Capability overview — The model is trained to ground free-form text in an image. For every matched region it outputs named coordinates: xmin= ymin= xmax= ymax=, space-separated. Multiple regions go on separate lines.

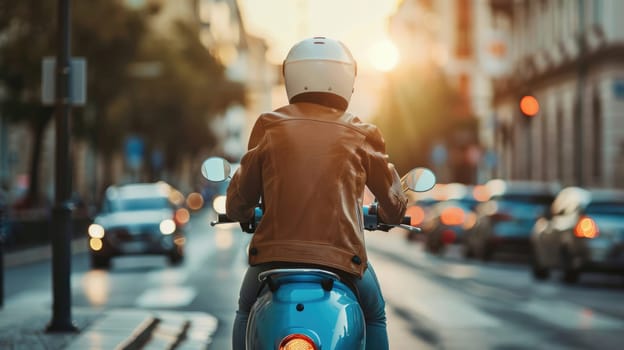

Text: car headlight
xmin=88 ymin=224 xmax=105 ymax=239
xmin=160 ymin=219 xmax=176 ymax=235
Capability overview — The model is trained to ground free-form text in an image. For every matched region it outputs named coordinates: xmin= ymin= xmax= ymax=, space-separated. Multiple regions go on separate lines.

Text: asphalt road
xmin=4 ymin=209 xmax=624 ymax=349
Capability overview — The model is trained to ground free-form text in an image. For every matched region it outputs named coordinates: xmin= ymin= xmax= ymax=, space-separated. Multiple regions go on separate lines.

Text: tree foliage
xmin=71 ymin=0 xmax=148 ymax=159
xmin=371 ymin=66 xmax=460 ymax=175
xmin=117 ymin=20 xmax=245 ymax=174
xmin=0 ymin=1 xmax=246 ymax=206
xmin=0 ymin=0 xmax=62 ymax=207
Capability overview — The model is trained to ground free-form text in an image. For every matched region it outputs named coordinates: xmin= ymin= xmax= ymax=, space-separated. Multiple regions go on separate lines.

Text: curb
xmin=116 ymin=315 xmax=161 ymax=350
xmin=166 ymin=319 xmax=191 ymax=349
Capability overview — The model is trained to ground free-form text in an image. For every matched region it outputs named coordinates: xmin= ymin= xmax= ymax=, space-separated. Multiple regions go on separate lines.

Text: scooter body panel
xmin=246 ymin=272 xmax=366 ymax=350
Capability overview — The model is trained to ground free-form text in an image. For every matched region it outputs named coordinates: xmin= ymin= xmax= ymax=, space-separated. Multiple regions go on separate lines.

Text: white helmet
xmin=283 ymin=37 xmax=357 ymax=106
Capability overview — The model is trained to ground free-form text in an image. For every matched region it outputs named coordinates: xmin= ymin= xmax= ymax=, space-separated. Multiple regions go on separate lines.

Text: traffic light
xmin=519 ymin=95 xmax=539 ymax=117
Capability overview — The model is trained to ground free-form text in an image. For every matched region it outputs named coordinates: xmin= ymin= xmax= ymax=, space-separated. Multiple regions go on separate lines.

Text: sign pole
xmin=47 ymin=0 xmax=77 ymax=332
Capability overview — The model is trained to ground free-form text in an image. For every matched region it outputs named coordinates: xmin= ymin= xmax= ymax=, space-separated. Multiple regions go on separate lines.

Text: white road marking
xmin=522 ymin=299 xmax=624 ymax=330
xmin=147 ymin=268 xmax=189 ymax=284
xmin=135 ymin=286 xmax=197 ymax=308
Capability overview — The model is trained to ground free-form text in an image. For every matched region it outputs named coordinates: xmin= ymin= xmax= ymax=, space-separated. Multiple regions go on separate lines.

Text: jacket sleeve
xmin=225 ymin=117 xmax=265 ymax=222
xmin=364 ymin=126 xmax=408 ymax=225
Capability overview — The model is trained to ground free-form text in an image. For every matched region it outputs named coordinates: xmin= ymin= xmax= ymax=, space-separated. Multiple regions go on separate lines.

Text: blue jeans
xmin=232 ymin=261 xmax=389 ymax=350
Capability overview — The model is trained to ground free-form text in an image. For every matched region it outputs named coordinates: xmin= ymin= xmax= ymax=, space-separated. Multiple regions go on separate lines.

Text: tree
xmin=117 ymin=20 xmax=245 ymax=178
xmin=0 ymin=1 xmax=59 ymax=208
xmin=70 ymin=0 xmax=148 ymax=191
xmin=371 ymin=66 xmax=459 ymax=175
xmin=0 ymin=0 xmax=245 ymax=205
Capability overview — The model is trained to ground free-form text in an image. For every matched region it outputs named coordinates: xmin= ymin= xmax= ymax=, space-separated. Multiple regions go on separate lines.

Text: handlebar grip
xmin=401 ymin=216 xmax=411 ymax=225
xmin=211 ymin=213 xmax=235 ymax=226
xmin=218 ymin=213 xmax=233 ymax=222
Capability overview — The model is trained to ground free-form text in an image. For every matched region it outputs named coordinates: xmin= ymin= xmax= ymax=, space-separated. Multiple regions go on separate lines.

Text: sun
xmin=368 ymin=39 xmax=400 ymax=72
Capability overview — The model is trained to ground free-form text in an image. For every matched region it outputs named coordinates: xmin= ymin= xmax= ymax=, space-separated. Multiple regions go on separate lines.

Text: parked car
xmin=463 ymin=179 xmax=559 ymax=261
xmin=422 ymin=183 xmax=481 ymax=254
xmin=531 ymin=187 xmax=624 ymax=283
xmin=88 ymin=182 xmax=187 ymax=268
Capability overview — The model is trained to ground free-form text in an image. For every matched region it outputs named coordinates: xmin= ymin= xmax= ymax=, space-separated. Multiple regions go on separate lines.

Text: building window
xmin=556 ymin=106 xmax=563 ymax=179
xmin=592 ymin=92 xmax=602 ymax=182
xmin=592 ymin=0 xmax=603 ymax=25
xmin=542 ymin=108 xmax=548 ymax=180
xmin=458 ymin=74 xmax=471 ymax=112
xmin=455 ymin=0 xmax=472 ymax=58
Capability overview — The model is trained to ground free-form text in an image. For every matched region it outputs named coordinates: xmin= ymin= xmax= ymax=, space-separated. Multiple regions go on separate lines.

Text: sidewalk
xmin=0 ymin=303 xmax=217 ymax=350
xmin=1 ymin=241 xmax=218 ymax=349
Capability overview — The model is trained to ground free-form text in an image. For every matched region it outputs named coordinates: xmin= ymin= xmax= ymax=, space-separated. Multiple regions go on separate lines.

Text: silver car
xmin=88 ymin=182 xmax=186 ymax=268
xmin=531 ymin=187 xmax=624 ymax=283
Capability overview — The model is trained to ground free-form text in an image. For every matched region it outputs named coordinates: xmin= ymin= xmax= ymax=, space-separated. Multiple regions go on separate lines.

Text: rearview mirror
xmin=402 ymin=167 xmax=436 ymax=192
xmin=201 ymin=157 xmax=232 ymax=182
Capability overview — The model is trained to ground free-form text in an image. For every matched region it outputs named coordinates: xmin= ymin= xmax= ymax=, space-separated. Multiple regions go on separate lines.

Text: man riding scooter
xmin=226 ymin=36 xmax=409 ymax=350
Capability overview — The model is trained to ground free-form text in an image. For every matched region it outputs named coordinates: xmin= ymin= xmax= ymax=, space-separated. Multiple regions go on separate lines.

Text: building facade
xmin=388 ymin=0 xmax=496 ymax=183
xmin=198 ymin=0 xmax=276 ymax=162
xmin=489 ymin=0 xmax=624 ymax=188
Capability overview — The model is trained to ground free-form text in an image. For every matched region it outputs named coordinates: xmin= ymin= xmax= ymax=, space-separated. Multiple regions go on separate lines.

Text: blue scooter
xmin=201 ymin=157 xmax=436 ymax=350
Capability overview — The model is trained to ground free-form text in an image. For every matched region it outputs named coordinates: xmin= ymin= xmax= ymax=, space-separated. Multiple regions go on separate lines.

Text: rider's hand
xmin=239 ymin=213 xmax=256 ymax=233
xmin=239 ymin=222 xmax=254 ymax=233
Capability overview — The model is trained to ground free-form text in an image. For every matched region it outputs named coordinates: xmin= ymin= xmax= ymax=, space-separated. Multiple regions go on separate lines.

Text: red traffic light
xmin=520 ymin=95 xmax=539 ymax=117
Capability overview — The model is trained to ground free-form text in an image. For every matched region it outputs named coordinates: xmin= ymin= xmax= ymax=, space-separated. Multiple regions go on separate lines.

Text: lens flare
xmin=368 ymin=39 xmax=400 ymax=72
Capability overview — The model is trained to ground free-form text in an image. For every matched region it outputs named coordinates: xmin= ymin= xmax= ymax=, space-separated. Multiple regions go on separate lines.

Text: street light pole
xmin=47 ymin=0 xmax=77 ymax=332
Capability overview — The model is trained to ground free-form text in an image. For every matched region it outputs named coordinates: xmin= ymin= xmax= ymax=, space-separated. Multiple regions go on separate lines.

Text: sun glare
xmin=368 ymin=39 xmax=400 ymax=72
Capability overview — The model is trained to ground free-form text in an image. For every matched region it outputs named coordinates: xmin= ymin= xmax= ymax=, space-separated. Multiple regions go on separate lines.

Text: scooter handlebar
xmin=210 ymin=206 xmax=421 ymax=233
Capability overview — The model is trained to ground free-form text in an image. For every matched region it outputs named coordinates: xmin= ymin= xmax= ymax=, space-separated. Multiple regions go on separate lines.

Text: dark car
xmin=463 ymin=179 xmax=559 ymax=261
xmin=422 ymin=183 xmax=481 ymax=254
xmin=88 ymin=182 xmax=186 ymax=268
xmin=404 ymin=184 xmax=447 ymax=242
xmin=531 ymin=187 xmax=624 ymax=283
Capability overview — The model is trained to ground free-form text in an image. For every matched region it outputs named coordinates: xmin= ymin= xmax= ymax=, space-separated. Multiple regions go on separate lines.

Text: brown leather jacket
xmin=226 ymin=102 xmax=408 ymax=277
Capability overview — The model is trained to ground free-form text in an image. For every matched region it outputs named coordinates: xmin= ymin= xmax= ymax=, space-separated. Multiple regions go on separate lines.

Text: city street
xmin=3 ymin=1 xmax=624 ymax=349
xmin=4 ymin=209 xmax=624 ymax=349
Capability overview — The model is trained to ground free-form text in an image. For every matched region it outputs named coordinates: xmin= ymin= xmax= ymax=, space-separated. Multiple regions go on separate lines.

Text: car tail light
xmin=441 ymin=229 xmax=456 ymax=244
xmin=406 ymin=205 xmax=425 ymax=226
xmin=440 ymin=207 xmax=465 ymax=226
xmin=472 ymin=185 xmax=489 ymax=202
xmin=279 ymin=334 xmax=317 ymax=350
xmin=574 ymin=216 xmax=599 ymax=239
xmin=175 ymin=208 xmax=190 ymax=226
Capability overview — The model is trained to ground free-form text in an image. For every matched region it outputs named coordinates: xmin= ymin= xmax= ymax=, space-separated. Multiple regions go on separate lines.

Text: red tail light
xmin=574 ymin=216 xmax=599 ymax=239
xmin=441 ymin=229 xmax=456 ymax=244
xmin=279 ymin=334 xmax=317 ymax=350
xmin=440 ymin=207 xmax=465 ymax=226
